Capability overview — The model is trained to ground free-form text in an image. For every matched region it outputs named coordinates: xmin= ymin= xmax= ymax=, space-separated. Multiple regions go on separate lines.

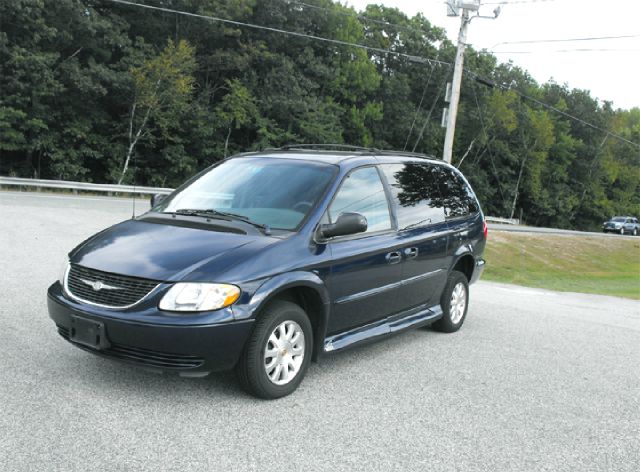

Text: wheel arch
xmin=450 ymin=252 xmax=476 ymax=282
xmin=237 ymin=271 xmax=330 ymax=361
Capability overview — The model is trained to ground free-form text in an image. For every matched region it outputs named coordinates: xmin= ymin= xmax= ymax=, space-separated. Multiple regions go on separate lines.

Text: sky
xmin=347 ymin=0 xmax=640 ymax=110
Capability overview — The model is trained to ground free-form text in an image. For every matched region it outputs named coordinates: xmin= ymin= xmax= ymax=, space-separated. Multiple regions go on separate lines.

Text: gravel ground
xmin=1 ymin=191 xmax=639 ymax=472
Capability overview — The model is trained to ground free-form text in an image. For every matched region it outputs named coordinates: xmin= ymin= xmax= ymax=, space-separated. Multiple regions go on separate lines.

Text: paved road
xmin=1 ymin=191 xmax=639 ymax=472
xmin=487 ymin=222 xmax=639 ymax=239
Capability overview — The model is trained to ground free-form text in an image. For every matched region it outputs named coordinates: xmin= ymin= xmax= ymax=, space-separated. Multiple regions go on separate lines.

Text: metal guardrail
xmin=485 ymin=216 xmax=519 ymax=225
xmin=1 ymin=176 xmax=521 ymax=225
xmin=0 ymin=176 xmax=173 ymax=195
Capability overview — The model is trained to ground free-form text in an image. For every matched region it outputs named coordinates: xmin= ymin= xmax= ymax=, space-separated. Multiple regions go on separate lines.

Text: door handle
xmin=403 ymin=247 xmax=418 ymax=259
xmin=385 ymin=251 xmax=402 ymax=264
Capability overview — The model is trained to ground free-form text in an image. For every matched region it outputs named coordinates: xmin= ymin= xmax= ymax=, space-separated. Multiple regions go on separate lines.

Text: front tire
xmin=432 ymin=271 xmax=469 ymax=333
xmin=620 ymin=228 xmax=625 ymax=235
xmin=236 ymin=300 xmax=313 ymax=399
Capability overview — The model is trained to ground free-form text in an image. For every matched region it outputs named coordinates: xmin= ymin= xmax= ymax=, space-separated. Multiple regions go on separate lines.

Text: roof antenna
xmin=131 ymin=151 xmax=137 ymax=219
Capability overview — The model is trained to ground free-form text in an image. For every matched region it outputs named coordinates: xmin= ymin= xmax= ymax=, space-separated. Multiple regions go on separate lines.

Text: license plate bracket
xmin=69 ymin=316 xmax=110 ymax=350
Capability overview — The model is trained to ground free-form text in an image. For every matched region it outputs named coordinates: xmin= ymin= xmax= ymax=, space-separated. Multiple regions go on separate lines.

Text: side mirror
xmin=319 ymin=212 xmax=367 ymax=239
xmin=150 ymin=193 xmax=167 ymax=208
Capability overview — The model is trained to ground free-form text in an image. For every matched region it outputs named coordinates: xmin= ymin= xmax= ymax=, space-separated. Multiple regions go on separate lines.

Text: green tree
xmin=215 ymin=79 xmax=258 ymax=157
xmin=117 ymin=39 xmax=196 ymax=184
xmin=0 ymin=0 xmax=637 ymax=230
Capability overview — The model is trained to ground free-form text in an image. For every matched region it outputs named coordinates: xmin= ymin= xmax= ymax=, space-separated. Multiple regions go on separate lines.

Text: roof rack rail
xmin=259 ymin=144 xmax=440 ymax=161
xmin=376 ymin=150 xmax=439 ymax=160
xmin=278 ymin=144 xmax=380 ymax=152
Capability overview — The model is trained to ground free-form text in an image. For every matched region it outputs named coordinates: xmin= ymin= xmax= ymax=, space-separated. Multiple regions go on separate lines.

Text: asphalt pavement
xmin=487 ymin=222 xmax=639 ymax=239
xmin=1 ymin=191 xmax=639 ymax=472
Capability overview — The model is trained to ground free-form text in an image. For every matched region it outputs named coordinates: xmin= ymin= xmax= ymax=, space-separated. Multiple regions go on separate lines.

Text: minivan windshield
xmin=156 ymin=157 xmax=336 ymax=231
xmin=611 ymin=217 xmax=626 ymax=222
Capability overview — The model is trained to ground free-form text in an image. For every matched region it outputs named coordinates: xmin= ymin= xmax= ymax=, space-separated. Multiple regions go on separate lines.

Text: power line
xmin=284 ymin=0 xmax=461 ymax=128
xmin=403 ymin=65 xmax=433 ymax=151
xmin=287 ymin=1 xmax=436 ymax=38
xmin=483 ymin=0 xmax=558 ymax=4
xmin=491 ymin=48 xmax=640 ymax=53
xmin=486 ymin=0 xmax=638 ymax=4
xmin=104 ymin=0 xmax=450 ymax=66
xmin=469 ymin=72 xmax=640 ymax=148
xmin=404 ymin=53 xmax=441 ymax=151
xmin=105 ymin=0 xmax=638 ymax=149
xmin=411 ymin=66 xmax=452 ymax=153
xmin=467 ymin=81 xmax=508 ymax=205
xmin=492 ymin=33 xmax=640 ymax=48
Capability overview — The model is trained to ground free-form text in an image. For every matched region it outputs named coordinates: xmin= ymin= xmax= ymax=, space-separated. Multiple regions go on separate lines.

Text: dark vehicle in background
xmin=47 ymin=146 xmax=486 ymax=399
xmin=602 ymin=216 xmax=639 ymax=235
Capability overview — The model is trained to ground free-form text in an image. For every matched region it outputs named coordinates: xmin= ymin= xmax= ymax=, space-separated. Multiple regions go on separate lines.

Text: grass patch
xmin=483 ymin=231 xmax=640 ymax=299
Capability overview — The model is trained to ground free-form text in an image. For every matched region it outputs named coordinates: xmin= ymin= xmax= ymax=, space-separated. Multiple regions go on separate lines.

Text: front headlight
xmin=159 ymin=283 xmax=240 ymax=312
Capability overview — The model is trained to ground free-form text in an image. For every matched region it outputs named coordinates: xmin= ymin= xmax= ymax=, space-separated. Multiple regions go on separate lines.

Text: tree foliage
xmin=117 ymin=38 xmax=196 ymax=184
xmin=0 ymin=0 xmax=637 ymax=229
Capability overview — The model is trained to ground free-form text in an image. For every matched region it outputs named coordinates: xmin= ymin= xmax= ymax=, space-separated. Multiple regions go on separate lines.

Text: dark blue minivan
xmin=48 ymin=147 xmax=486 ymax=398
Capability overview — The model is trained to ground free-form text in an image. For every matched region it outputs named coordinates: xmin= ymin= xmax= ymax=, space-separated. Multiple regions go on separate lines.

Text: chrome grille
xmin=65 ymin=264 xmax=159 ymax=308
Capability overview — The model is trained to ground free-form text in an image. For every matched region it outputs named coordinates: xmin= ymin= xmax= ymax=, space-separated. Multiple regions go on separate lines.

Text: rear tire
xmin=633 ymin=228 xmax=638 ymax=236
xmin=236 ymin=300 xmax=313 ymax=399
xmin=432 ymin=271 xmax=469 ymax=333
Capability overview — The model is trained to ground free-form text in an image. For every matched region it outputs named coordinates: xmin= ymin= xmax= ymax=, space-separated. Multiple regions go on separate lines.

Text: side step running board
xmin=324 ymin=304 xmax=443 ymax=353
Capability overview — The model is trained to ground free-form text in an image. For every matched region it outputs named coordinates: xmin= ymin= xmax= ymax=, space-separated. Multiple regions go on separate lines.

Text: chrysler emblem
xmin=80 ymin=279 xmax=120 ymax=292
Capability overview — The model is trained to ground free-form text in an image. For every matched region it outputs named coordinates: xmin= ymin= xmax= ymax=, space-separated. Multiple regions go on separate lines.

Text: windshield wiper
xmin=173 ymin=209 xmax=271 ymax=235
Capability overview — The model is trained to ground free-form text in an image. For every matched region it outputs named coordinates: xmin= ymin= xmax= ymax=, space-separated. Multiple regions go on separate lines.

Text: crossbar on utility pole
xmin=442 ymin=9 xmax=470 ymax=164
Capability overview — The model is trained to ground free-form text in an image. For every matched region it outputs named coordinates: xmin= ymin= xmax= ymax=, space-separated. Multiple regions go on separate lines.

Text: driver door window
xmin=328 ymin=167 xmax=392 ymax=234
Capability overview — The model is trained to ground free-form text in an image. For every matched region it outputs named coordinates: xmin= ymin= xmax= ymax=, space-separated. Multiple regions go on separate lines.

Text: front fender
xmin=233 ymin=271 xmax=331 ymax=361
xmin=233 ymin=271 xmax=330 ymax=322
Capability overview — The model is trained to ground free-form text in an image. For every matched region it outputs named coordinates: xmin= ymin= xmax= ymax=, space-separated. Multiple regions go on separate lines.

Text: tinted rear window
xmin=380 ymin=163 xmax=446 ymax=230
xmin=436 ymin=166 xmax=479 ymax=219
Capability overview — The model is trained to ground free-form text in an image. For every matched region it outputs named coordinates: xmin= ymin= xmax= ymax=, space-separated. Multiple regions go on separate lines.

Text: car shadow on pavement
xmin=67 ymin=353 xmax=246 ymax=400
xmin=305 ymin=324 xmax=445 ymax=378
xmin=61 ymin=323 xmax=447 ymax=401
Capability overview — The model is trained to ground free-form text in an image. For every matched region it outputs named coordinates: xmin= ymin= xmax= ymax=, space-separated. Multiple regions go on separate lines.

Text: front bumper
xmin=47 ymin=283 xmax=254 ymax=374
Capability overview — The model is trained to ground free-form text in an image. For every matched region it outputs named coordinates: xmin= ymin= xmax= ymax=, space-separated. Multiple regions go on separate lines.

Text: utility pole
xmin=442 ymin=1 xmax=501 ymax=164
xmin=442 ymin=6 xmax=470 ymax=164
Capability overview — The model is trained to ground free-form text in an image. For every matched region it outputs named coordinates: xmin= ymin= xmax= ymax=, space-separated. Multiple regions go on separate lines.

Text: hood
xmin=70 ymin=219 xmax=270 ymax=281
